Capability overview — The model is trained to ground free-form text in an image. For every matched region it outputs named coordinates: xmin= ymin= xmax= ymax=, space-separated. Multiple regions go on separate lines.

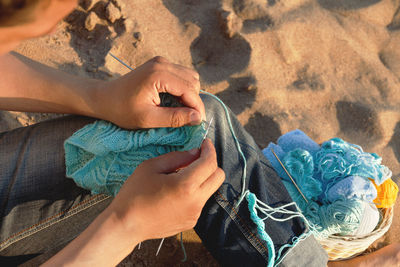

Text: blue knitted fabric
xmin=64 ymin=120 xmax=206 ymax=196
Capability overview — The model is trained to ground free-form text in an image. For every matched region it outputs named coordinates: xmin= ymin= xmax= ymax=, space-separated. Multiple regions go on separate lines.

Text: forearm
xmin=0 ymin=52 xmax=102 ymax=116
xmin=42 ymin=206 xmax=139 ymax=267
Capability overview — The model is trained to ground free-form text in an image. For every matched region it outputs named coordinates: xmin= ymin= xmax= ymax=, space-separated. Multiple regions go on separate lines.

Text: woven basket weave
xmin=316 ymin=207 xmax=393 ymax=261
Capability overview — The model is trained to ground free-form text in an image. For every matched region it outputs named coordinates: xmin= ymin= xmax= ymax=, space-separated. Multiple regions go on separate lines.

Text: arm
xmin=0 ymin=52 xmax=100 ymax=117
xmin=0 ymin=53 xmax=204 ymax=128
xmin=43 ymin=139 xmax=225 ymax=266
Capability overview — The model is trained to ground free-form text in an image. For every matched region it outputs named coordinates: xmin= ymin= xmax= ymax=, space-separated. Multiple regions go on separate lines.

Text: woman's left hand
xmin=94 ymin=56 xmax=205 ymax=129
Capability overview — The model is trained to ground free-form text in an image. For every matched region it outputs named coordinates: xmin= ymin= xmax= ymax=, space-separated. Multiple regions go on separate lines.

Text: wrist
xmin=105 ymin=201 xmax=145 ymax=245
xmin=102 ymin=205 xmax=141 ymax=246
xmin=43 ymin=201 xmax=141 ymax=266
xmin=80 ymin=79 xmax=112 ymax=120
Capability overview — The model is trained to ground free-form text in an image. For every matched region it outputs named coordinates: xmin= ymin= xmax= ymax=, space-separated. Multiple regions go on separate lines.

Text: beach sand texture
xmin=1 ymin=0 xmax=400 ymax=265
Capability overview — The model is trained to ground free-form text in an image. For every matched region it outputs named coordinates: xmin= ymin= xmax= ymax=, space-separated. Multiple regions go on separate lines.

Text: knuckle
xmin=187 ymin=207 xmax=201 ymax=224
xmin=190 ymin=216 xmax=200 ymax=227
xmin=217 ymin=168 xmax=226 ymax=183
xmin=194 ymin=202 xmax=204 ymax=213
xmin=192 ymin=71 xmax=200 ymax=80
xmin=170 ymin=110 xmax=184 ymax=127
xmin=149 ymin=63 xmax=163 ymax=73
xmin=148 ymin=59 xmax=167 ymax=73
xmin=186 ymin=217 xmax=198 ymax=229
xmin=152 ymin=56 xmax=167 ymax=64
xmin=216 ymin=168 xmax=225 ymax=178
xmin=207 ymin=152 xmax=218 ymax=169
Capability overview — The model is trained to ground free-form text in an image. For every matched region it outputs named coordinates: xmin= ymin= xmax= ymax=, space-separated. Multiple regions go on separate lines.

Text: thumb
xmin=151 ymin=148 xmax=200 ymax=173
xmin=151 ymin=107 xmax=202 ymax=128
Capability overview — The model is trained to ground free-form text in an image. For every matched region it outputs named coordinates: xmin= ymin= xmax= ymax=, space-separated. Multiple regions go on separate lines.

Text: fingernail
xmin=190 ymin=111 xmax=201 ymax=124
xmin=187 ymin=148 xmax=199 ymax=156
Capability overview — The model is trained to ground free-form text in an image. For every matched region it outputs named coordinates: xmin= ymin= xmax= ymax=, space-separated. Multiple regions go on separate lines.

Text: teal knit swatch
xmin=64 ymin=120 xmax=206 ymax=196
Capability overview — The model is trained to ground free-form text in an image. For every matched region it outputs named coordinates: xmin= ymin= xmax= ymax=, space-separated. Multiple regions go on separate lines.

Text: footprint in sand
xmin=288 ymin=64 xmax=325 ymax=91
xmin=216 ymin=76 xmax=257 ymax=115
xmin=163 ymin=0 xmax=275 ymax=84
xmin=336 ymin=101 xmax=382 ymax=147
xmin=233 ymin=0 xmax=274 ymax=34
xmin=318 ymin=0 xmax=381 ymax=11
xmin=245 ymin=112 xmax=282 ymax=148
xmin=389 ymin=121 xmax=400 ymax=163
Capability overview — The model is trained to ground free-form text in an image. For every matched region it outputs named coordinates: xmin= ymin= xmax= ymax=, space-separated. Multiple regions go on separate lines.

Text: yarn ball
xmin=315 ymin=138 xmax=392 ymax=186
xmin=305 ymin=199 xmax=363 ymax=237
xmin=64 ymin=120 xmax=206 ymax=196
xmin=283 ymin=180 xmax=368 ymax=238
xmin=371 ymin=178 xmax=399 ymax=208
xmin=277 ymin=138 xmax=390 ymax=238
xmin=352 ymin=202 xmax=380 ymax=236
xmin=282 ymin=149 xmax=322 ymax=201
xmin=326 ymin=175 xmax=377 ymax=203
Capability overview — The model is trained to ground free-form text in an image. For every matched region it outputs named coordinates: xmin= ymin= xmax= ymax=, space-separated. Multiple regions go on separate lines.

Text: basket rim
xmin=316 ymin=206 xmax=393 ymax=242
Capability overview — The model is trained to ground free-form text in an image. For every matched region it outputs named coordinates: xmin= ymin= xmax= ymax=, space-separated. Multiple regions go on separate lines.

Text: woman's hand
xmin=109 ymin=139 xmax=225 ymax=241
xmin=44 ymin=140 xmax=224 ymax=266
xmin=95 ymin=56 xmax=205 ymax=129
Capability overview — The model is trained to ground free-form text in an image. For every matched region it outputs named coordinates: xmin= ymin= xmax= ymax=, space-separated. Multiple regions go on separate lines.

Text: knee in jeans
xmin=200 ymin=93 xmax=225 ymax=118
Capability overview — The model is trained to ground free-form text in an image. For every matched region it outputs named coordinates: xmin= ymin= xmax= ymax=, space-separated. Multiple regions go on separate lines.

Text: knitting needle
xmin=270 ymin=148 xmax=309 ymax=203
xmin=109 ymin=52 xmax=134 ymax=71
xmin=109 ymin=52 xmax=205 ymax=257
xmin=155 ymin=238 xmax=165 ymax=256
xmin=200 ymin=116 xmax=213 ymax=147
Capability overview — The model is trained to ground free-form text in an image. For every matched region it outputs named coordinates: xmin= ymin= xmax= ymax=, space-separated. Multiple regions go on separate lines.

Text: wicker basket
xmin=316 ymin=207 xmax=394 ymax=261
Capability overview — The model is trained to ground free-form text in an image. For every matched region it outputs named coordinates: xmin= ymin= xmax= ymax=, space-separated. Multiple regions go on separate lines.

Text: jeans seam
xmin=0 ymin=194 xmax=111 ymax=251
xmin=215 ymin=190 xmax=270 ymax=262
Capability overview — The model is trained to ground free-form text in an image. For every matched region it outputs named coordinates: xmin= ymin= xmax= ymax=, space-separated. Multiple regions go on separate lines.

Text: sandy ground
xmin=2 ymin=0 xmax=400 ymax=265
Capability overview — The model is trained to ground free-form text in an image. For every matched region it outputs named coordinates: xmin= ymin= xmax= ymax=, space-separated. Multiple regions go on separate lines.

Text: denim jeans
xmin=0 ymin=94 xmax=328 ymax=266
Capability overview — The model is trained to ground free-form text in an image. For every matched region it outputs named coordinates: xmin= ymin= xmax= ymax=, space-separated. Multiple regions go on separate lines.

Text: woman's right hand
xmin=109 ymin=139 xmax=225 ymax=243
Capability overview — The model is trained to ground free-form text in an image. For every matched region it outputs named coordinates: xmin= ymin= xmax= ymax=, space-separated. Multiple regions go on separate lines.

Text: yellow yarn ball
xmin=370 ymin=178 xmax=399 ymax=208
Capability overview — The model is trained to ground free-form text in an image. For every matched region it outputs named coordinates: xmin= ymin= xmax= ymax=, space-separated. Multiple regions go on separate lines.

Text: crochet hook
xmin=270 ymin=148 xmax=309 ymax=203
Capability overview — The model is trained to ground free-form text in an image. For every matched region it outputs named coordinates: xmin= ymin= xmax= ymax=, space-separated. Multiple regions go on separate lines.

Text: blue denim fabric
xmin=0 ymin=95 xmax=328 ymax=266
xmin=196 ymin=94 xmax=328 ymax=267
xmin=0 ymin=116 xmax=112 ymax=266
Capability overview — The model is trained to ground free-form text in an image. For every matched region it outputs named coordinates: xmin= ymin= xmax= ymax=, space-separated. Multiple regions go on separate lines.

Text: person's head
xmin=0 ymin=0 xmax=78 ymax=54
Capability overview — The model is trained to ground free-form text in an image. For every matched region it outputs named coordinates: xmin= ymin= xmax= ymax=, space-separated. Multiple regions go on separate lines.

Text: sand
xmin=2 ymin=0 xmax=400 ymax=265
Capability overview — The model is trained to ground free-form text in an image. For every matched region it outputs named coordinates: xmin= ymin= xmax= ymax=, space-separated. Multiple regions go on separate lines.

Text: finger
xmin=199 ymin=168 xmax=225 ymax=202
xmin=148 ymin=106 xmax=202 ymax=127
xmin=180 ymin=91 xmax=205 ymax=121
xmin=169 ymin=63 xmax=200 ymax=84
xmin=147 ymin=56 xmax=199 ymax=88
xmin=154 ymin=72 xmax=205 ymax=119
xmin=149 ymin=148 xmax=200 ymax=174
xmin=180 ymin=139 xmax=218 ymax=186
